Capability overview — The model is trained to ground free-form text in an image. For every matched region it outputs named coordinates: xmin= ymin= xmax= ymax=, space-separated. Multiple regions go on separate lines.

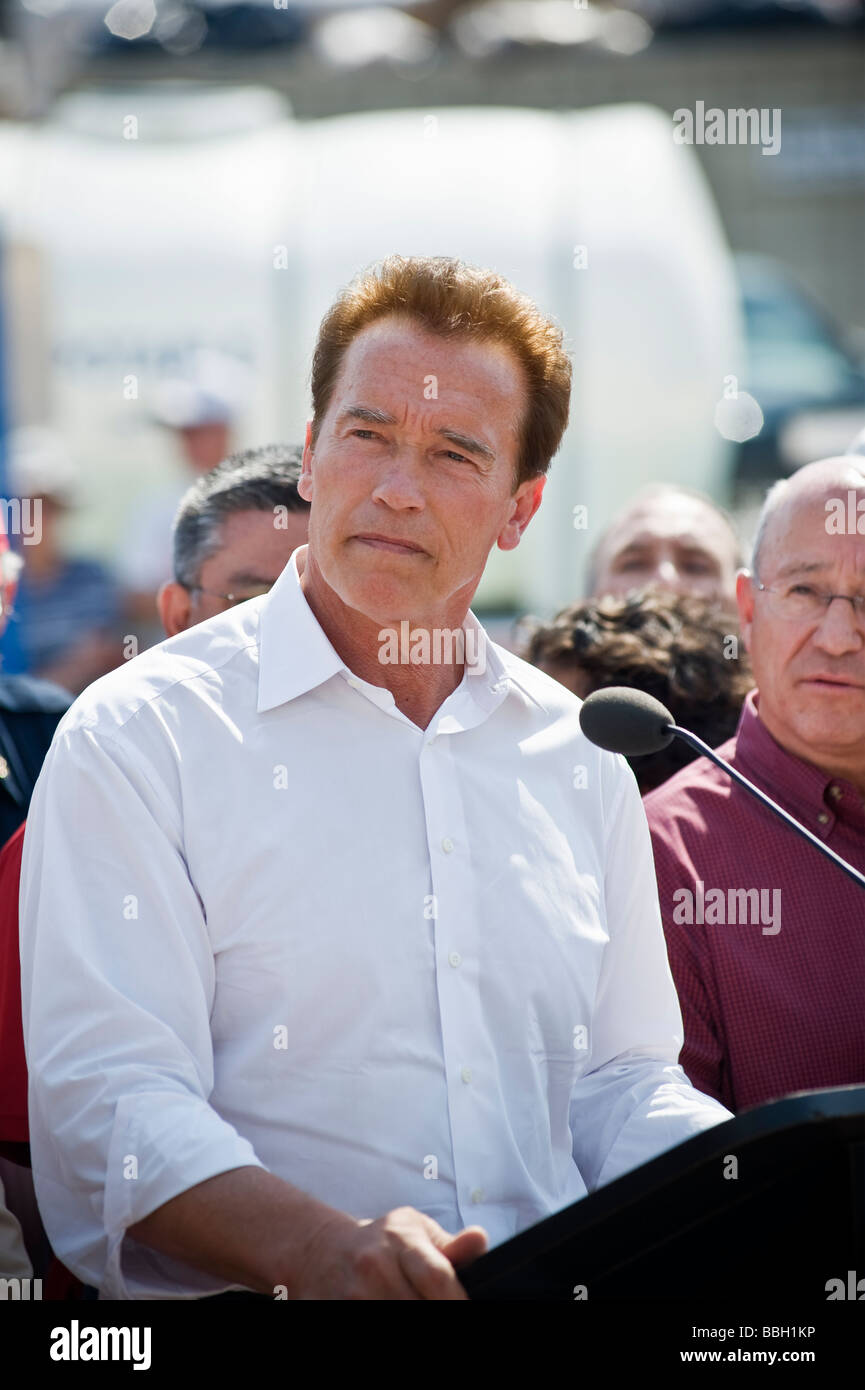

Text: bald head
xmin=737 ymin=455 xmax=865 ymax=794
xmin=589 ymin=484 xmax=742 ymax=605
xmin=751 ymin=457 xmax=865 ymax=579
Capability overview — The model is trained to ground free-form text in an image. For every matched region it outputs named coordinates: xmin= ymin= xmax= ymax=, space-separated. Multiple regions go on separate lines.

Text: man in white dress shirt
xmin=19 ymin=255 xmax=732 ymax=1300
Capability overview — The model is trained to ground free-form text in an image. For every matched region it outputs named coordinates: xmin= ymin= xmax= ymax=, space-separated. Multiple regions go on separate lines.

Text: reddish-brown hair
xmin=310 ymin=255 xmax=571 ymax=489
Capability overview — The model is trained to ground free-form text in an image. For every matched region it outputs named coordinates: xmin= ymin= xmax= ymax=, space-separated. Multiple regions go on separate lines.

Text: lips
xmin=800 ymin=676 xmax=863 ymax=690
xmin=353 ymin=534 xmax=426 ymax=555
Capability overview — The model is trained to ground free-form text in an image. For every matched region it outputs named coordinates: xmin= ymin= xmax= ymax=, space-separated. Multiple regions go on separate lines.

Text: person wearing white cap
xmin=118 ymin=350 xmax=252 ymax=634
xmin=0 ymin=429 xmax=121 ymax=696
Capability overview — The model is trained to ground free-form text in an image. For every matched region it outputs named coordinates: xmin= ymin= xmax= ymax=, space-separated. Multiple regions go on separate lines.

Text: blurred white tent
xmin=0 ymin=85 xmax=742 ymax=612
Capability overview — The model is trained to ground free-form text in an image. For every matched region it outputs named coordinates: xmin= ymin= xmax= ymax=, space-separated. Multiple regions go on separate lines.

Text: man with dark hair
xmin=523 ymin=590 xmax=754 ymax=794
xmin=157 ymin=444 xmax=310 ymax=637
xmin=21 ymin=255 xmax=729 ymax=1301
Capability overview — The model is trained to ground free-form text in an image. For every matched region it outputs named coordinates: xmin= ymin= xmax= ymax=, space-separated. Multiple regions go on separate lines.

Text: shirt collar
xmin=735 ymin=688 xmax=865 ymax=834
xmin=257 ymin=546 xmax=518 ymax=720
xmin=257 ymin=548 xmax=345 ymax=713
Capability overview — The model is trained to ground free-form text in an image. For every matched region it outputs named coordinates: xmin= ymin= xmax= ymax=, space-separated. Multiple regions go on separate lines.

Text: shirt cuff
xmin=593 ymin=1062 xmax=733 ymax=1191
xmin=102 ymin=1089 xmax=265 ymax=1299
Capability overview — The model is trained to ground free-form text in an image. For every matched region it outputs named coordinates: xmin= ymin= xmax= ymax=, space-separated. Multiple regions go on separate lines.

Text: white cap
xmin=151 ymin=349 xmax=253 ymax=429
xmin=6 ymin=426 xmax=79 ymax=504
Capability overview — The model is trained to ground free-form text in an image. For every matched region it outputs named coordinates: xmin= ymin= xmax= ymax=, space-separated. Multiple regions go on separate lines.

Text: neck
xmin=297 ymin=546 xmax=470 ymax=731
xmin=755 ymin=701 xmax=865 ymax=800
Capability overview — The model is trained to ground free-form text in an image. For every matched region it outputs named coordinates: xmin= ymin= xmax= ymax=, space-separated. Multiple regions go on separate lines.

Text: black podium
xmin=460 ymin=1086 xmax=865 ymax=1300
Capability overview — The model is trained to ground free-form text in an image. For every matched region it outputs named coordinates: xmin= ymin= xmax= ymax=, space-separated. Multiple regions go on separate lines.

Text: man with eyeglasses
xmin=156 ymin=444 xmax=310 ymax=638
xmin=645 ymin=456 xmax=865 ymax=1114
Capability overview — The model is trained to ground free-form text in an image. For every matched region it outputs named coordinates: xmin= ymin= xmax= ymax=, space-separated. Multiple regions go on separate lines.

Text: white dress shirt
xmin=19 ymin=545 xmax=732 ymax=1298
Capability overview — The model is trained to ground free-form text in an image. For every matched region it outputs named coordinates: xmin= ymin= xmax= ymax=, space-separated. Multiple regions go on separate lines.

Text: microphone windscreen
xmin=579 ymin=687 xmax=675 ymax=756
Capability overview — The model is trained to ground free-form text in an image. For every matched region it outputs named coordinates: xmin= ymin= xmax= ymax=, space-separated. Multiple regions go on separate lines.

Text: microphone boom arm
xmin=667 ymin=724 xmax=865 ymax=892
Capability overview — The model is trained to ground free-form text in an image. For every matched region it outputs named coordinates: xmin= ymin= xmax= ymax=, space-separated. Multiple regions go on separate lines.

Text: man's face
xmin=298 ymin=315 xmax=544 ymax=628
xmin=593 ymin=496 xmax=739 ymax=604
xmin=737 ymin=492 xmax=865 ymax=773
xmin=158 ymin=506 xmax=309 ymax=636
xmin=178 ymin=422 xmax=232 ymax=475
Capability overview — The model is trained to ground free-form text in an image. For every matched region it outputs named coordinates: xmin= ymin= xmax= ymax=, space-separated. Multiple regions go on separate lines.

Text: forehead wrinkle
xmin=765 ymin=496 xmax=865 ymax=558
xmin=774 ymin=558 xmax=831 ymax=579
xmin=339 ymin=399 xmax=499 ymax=461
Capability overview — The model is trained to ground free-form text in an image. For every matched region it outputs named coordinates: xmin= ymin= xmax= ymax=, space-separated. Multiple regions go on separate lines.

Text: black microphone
xmin=579 ymin=686 xmax=865 ymax=891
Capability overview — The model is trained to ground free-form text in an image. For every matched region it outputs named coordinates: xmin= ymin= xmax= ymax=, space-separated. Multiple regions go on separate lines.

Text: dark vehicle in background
xmin=734 ymin=253 xmax=865 ymax=488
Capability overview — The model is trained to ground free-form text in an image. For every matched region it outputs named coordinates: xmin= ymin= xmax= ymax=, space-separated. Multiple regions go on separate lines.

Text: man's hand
xmin=127 ymin=1168 xmax=487 ymax=1300
xmin=294 ymin=1205 xmax=489 ymax=1300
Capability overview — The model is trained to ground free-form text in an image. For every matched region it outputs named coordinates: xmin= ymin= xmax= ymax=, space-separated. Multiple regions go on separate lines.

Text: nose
xmin=812 ymin=595 xmax=864 ymax=657
xmin=370 ymin=448 xmax=426 ymax=511
xmin=653 ymin=560 xmax=683 ymax=592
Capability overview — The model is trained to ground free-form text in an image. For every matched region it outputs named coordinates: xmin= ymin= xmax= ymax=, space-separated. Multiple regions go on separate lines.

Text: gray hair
xmin=172 ymin=443 xmax=308 ymax=589
xmin=749 ymin=477 xmax=789 ymax=581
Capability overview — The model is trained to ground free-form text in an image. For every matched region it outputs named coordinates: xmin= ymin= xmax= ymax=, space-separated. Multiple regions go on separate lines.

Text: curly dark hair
xmin=522 ymin=588 xmax=754 ymax=794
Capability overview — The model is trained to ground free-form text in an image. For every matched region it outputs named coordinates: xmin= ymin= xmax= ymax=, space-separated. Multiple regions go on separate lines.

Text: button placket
xmin=418 ymin=733 xmax=495 ymax=1226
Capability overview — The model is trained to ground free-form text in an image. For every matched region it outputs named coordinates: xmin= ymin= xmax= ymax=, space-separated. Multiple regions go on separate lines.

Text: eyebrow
xmin=613 ymin=535 xmax=717 ymax=559
xmin=440 ymin=428 xmax=495 ymax=463
xmin=773 ymin=560 xmax=830 ymax=580
xmin=223 ymin=571 xmax=274 ymax=587
xmin=338 ymin=405 xmax=397 ymax=427
xmin=338 ymin=405 xmax=496 ymax=462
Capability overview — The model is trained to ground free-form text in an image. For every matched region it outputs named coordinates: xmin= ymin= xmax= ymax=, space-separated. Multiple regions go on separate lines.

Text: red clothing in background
xmin=644 ymin=690 xmax=865 ymax=1113
xmin=0 ymin=823 xmax=27 ymax=1143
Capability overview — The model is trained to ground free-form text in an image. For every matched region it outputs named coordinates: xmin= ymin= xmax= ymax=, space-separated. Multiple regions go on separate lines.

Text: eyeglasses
xmin=756 ymin=582 xmax=865 ymax=624
xmin=185 ymin=583 xmax=274 ymax=608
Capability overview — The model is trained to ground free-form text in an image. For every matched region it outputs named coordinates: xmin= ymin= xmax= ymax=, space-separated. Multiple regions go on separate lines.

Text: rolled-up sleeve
xmin=569 ymin=754 xmax=732 ymax=1193
xmin=18 ymin=722 xmax=265 ymax=1298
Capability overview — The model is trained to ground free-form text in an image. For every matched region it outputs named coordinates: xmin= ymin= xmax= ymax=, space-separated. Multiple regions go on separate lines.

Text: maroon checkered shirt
xmin=644 ymin=689 xmax=865 ymax=1113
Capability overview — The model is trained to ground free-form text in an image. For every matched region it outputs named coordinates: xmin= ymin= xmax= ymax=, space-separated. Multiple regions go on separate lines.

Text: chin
xmin=337 ymin=569 xmax=419 ymax=623
xmin=791 ymin=707 xmax=863 ymax=751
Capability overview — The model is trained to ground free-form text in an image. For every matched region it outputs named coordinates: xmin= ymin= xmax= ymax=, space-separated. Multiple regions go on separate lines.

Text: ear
xmin=497 ymin=475 xmax=546 ymax=553
xmin=157 ymin=581 xmax=192 ymax=638
xmin=298 ymin=421 xmax=314 ymax=504
xmin=736 ymin=569 xmax=755 ymax=652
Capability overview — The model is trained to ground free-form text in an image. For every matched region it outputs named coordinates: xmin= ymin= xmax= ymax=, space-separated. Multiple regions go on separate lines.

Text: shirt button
xmin=471 ymin=1188 xmax=484 ymax=1205
xmin=347 ymin=677 xmax=361 ymax=689
xmin=828 ymin=785 xmax=842 ymax=801
xmin=817 ymin=812 xmax=830 ymax=825
xmin=448 ymin=952 xmax=462 ymax=968
xmin=460 ymin=1066 xmax=472 ymax=1084
xmin=441 ymin=837 xmax=454 ymax=853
